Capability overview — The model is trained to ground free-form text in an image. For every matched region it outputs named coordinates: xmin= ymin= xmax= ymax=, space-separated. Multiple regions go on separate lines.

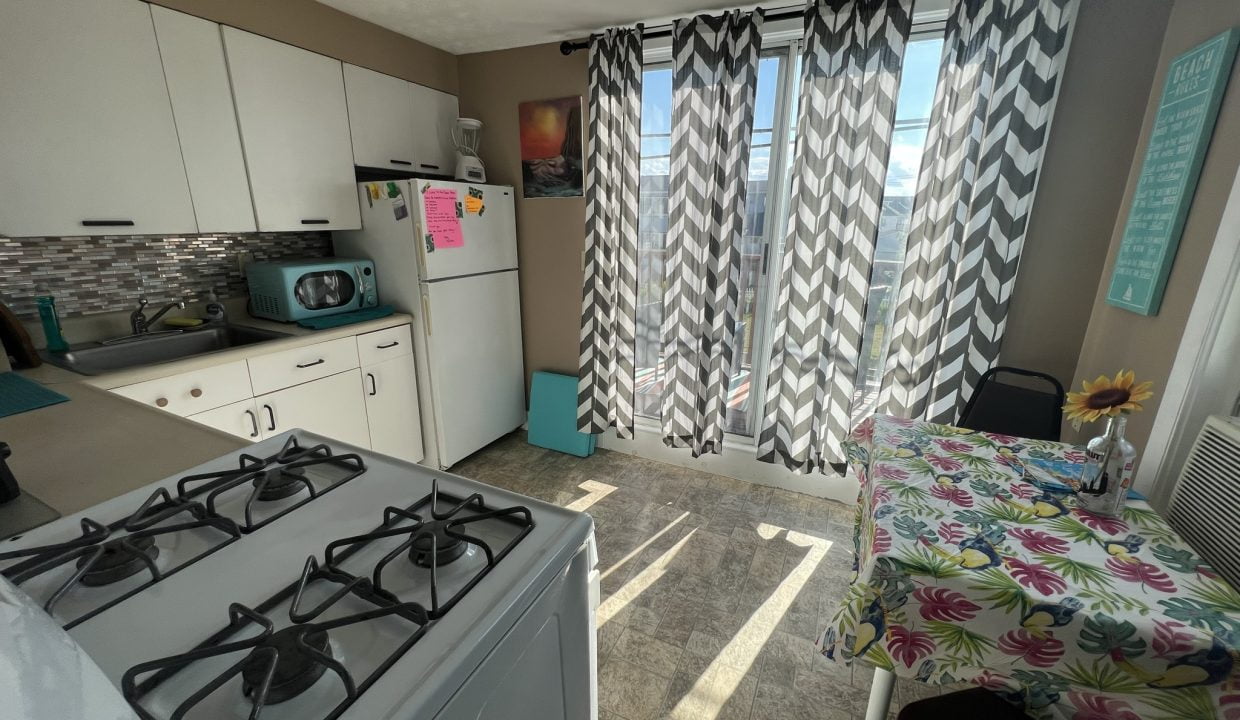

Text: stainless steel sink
xmin=41 ymin=325 xmax=293 ymax=375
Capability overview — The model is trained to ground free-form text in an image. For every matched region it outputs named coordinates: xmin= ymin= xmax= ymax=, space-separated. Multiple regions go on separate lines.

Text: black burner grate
xmin=0 ymin=434 xmax=369 ymax=629
xmin=122 ymin=557 xmax=430 ymax=720
xmin=324 ymin=479 xmax=535 ymax=618
xmin=0 ymin=488 xmax=240 ymax=628
xmin=176 ymin=436 xmax=366 ymax=532
xmin=121 ymin=480 xmax=536 ymax=720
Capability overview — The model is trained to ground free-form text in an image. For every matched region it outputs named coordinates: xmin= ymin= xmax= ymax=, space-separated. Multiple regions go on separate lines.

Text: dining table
xmin=819 ymin=414 xmax=1240 ymax=720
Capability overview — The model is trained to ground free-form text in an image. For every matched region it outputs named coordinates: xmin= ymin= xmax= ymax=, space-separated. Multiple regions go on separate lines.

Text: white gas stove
xmin=0 ymin=431 xmax=598 ymax=720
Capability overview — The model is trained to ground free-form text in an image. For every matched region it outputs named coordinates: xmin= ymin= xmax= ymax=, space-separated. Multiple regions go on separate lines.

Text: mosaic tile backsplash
xmin=0 ymin=233 xmax=331 ymax=318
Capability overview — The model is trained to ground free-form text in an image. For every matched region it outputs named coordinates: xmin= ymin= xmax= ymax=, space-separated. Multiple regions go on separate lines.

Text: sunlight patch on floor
xmin=600 ymin=510 xmax=690 ymax=581
xmin=565 ymin=479 xmax=617 ymax=512
xmin=597 ymin=529 xmax=696 ymax=626
xmin=666 ymin=528 xmax=832 ymax=720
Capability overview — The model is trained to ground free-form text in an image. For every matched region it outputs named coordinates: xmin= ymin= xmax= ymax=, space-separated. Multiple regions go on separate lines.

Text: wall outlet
xmin=237 ymin=251 xmax=255 ymax=276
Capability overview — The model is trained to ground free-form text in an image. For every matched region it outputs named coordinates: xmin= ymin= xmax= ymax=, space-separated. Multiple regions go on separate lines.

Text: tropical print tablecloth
xmin=819 ymin=415 xmax=1240 ymax=720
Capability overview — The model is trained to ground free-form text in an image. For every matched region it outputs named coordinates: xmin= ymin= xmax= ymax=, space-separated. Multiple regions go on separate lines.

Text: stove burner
xmin=320 ymin=481 xmax=536 ymax=618
xmin=0 ymin=489 xmax=239 ymax=628
xmin=408 ymin=521 xmax=468 ymax=567
xmin=76 ymin=535 xmax=159 ymax=587
xmin=122 ymin=561 xmax=432 ymax=720
xmin=253 ymin=466 xmax=309 ymax=501
xmin=241 ymin=626 xmax=332 ymax=705
xmin=176 ymin=435 xmax=366 ymax=533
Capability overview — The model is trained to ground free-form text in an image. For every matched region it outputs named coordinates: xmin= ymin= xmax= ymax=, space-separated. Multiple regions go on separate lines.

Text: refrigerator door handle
xmin=421 ymin=294 xmax=432 ymax=336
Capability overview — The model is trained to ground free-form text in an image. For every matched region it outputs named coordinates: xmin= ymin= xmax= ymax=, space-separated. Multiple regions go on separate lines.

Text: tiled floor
xmin=454 ymin=433 xmax=953 ymax=720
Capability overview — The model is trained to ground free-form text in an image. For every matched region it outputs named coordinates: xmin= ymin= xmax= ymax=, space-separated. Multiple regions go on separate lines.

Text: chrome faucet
xmin=130 ymin=297 xmax=185 ymax=334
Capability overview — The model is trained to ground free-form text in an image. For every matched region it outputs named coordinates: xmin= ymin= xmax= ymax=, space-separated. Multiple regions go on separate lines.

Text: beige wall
xmin=457 ymin=43 xmax=589 ymax=390
xmin=1070 ymin=0 xmax=1240 ymax=452
xmin=999 ymin=0 xmax=1170 ymax=386
xmin=147 ymin=0 xmax=458 ymax=93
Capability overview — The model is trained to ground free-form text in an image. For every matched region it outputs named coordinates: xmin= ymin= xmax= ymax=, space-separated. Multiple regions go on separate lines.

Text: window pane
xmin=852 ymin=36 xmax=945 ymax=417
xmin=730 ymin=54 xmax=784 ymax=436
xmin=636 ymin=66 xmax=672 ymax=420
xmin=635 ymin=54 xmax=786 ymax=436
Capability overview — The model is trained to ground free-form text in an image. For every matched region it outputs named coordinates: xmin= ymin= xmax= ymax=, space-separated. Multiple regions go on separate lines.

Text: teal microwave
xmin=246 ymin=258 xmax=377 ymax=322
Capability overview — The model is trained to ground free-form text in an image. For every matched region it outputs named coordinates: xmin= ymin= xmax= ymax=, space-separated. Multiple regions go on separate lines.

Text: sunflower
xmin=1063 ymin=369 xmax=1154 ymax=427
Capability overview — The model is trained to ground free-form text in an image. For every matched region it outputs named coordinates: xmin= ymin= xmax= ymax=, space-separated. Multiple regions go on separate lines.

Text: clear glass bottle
xmin=35 ymin=295 xmax=70 ymax=353
xmin=1077 ymin=414 xmax=1136 ymax=517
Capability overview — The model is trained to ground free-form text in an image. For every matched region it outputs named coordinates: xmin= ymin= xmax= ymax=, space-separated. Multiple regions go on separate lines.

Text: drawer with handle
xmin=110 ymin=360 xmax=253 ymax=417
xmin=356 ymin=324 xmax=413 ymax=366
xmin=247 ymin=336 xmax=359 ymax=395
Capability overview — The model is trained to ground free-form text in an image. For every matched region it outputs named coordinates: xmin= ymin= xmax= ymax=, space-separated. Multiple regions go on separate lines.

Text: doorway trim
xmin=1140 ymin=164 xmax=1240 ymax=509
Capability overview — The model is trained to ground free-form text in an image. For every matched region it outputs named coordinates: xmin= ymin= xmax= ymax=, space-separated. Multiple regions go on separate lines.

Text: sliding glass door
xmin=633 ymin=31 xmax=944 ymax=441
xmin=635 ymin=49 xmax=793 ymax=437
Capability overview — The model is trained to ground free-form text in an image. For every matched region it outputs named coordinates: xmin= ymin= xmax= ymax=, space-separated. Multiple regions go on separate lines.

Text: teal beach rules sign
xmin=1106 ymin=29 xmax=1239 ymax=315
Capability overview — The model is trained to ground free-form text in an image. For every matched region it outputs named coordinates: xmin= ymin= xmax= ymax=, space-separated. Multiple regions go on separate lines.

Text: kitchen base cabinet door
xmin=362 ymin=354 xmax=423 ymax=464
xmin=256 ymin=371 xmax=371 ymax=449
xmin=189 ymin=399 xmax=262 ymax=441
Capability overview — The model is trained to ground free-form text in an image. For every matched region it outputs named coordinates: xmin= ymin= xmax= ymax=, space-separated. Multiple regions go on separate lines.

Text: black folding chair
xmin=898 ymin=688 xmax=1031 ymax=720
xmin=957 ymin=366 xmax=1065 ymax=441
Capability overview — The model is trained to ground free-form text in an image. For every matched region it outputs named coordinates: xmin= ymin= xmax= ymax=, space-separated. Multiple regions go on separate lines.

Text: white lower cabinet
xmin=362 ymin=354 xmax=423 ymax=463
xmin=189 ymin=399 xmax=262 ymax=441
xmin=109 ymin=324 xmax=423 ymax=459
xmin=254 ymin=371 xmax=371 ymax=449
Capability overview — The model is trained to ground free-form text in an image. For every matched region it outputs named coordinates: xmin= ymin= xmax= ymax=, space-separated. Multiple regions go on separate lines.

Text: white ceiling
xmin=316 ymin=0 xmax=779 ymax=55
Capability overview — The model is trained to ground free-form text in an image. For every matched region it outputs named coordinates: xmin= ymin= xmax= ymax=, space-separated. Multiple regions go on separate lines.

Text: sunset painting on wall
xmin=518 ymin=96 xmax=583 ymax=198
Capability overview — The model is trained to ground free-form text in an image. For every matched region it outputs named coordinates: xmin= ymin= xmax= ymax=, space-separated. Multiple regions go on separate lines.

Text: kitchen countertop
xmin=26 ymin=313 xmax=415 ymax=389
xmin=0 ymin=383 xmax=247 ymax=527
xmin=1 ymin=313 xmax=415 ymax=533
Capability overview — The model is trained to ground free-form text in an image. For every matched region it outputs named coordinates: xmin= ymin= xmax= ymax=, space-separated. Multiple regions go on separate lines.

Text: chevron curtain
xmin=879 ymin=0 xmax=1078 ymax=424
xmin=578 ymin=27 xmax=643 ymax=437
xmin=660 ymin=10 xmax=765 ymax=456
xmin=757 ymin=0 xmax=912 ymax=473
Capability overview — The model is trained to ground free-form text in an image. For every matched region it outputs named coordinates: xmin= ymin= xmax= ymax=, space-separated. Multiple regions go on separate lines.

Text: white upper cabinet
xmin=343 ymin=64 xmax=419 ymax=172
xmin=151 ymin=7 xmax=256 ymax=234
xmin=0 ymin=0 xmax=196 ymax=237
xmin=345 ymin=64 xmax=459 ymax=177
xmin=410 ymin=84 xmax=460 ymax=176
xmin=222 ymin=27 xmax=361 ymax=232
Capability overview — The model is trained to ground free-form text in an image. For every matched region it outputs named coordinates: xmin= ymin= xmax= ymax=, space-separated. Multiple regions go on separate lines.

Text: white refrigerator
xmin=335 ymin=179 xmax=525 ymax=469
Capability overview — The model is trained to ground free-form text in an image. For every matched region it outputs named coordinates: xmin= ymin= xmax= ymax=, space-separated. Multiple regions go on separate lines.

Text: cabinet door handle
xmin=419 ymin=163 xmax=440 ymax=170
xmin=81 ymin=219 xmax=134 ymax=227
xmin=296 ymin=359 xmax=325 ymax=369
xmin=376 ymin=341 xmax=399 ymax=349
xmin=264 ymin=404 xmax=276 ymax=432
xmin=190 ymin=388 xmax=203 ymax=398
xmin=155 ymin=397 xmax=169 ymax=408
xmin=390 ymin=159 xmax=413 ymax=166
xmin=367 ymin=372 xmax=377 ymax=396
xmin=245 ymin=409 xmax=260 ymax=438
xmin=300 ymin=218 xmax=330 ymax=225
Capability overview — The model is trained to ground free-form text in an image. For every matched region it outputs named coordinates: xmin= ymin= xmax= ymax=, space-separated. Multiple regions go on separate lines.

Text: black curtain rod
xmin=559 ymin=5 xmax=807 ymax=55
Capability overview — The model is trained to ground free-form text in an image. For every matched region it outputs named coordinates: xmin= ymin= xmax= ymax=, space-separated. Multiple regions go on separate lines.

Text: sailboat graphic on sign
xmin=1122 ymin=285 xmax=1134 ymax=302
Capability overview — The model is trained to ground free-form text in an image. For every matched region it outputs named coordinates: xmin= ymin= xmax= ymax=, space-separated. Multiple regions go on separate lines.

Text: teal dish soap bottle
xmin=35 ymin=295 xmax=70 ymax=353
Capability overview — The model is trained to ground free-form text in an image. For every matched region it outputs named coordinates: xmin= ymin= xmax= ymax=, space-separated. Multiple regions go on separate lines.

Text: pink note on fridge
xmin=423 ymin=188 xmax=464 ymax=249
